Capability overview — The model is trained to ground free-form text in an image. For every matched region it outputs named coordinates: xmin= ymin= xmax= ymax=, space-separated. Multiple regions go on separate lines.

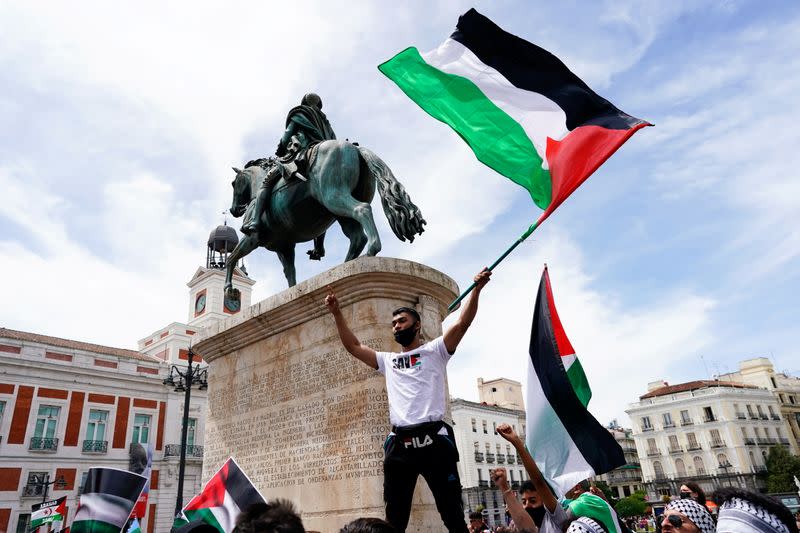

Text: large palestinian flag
xmin=380 ymin=9 xmax=650 ymax=226
xmin=72 ymin=468 xmax=147 ymax=533
xmin=526 ymin=266 xmax=624 ymax=495
xmin=31 ymin=496 xmax=67 ymax=529
xmin=181 ymin=457 xmax=265 ymax=533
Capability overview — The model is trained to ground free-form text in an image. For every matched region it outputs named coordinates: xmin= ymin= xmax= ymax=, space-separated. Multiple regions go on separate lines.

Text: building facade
xmin=718 ymin=358 xmax=800 ymax=455
xmin=0 ymin=224 xmax=253 ymax=533
xmin=595 ymin=424 xmax=644 ymax=499
xmin=626 ymin=379 xmax=790 ymax=500
xmin=452 ymin=378 xmax=527 ymax=528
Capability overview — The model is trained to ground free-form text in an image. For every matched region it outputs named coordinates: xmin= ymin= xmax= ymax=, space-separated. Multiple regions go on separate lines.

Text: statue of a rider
xmin=241 ymin=93 xmax=337 ymax=236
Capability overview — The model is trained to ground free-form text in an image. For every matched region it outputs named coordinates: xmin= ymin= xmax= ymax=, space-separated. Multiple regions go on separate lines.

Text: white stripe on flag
xmin=421 ymin=38 xmax=569 ymax=164
xmin=562 ymin=353 xmax=576 ymax=370
xmin=526 ymin=359 xmax=594 ymax=495
xmin=76 ymin=492 xmax=135 ymax=528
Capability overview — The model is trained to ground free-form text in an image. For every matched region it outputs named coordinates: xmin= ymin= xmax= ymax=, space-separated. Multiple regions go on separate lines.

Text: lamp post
xmin=163 ymin=346 xmax=208 ymax=518
xmin=718 ymin=461 xmax=733 ymax=488
xmin=34 ymin=473 xmax=66 ymax=503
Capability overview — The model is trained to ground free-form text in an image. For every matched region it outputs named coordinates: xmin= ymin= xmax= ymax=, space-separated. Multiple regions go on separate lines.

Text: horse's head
xmin=230 ymin=166 xmax=252 ymax=217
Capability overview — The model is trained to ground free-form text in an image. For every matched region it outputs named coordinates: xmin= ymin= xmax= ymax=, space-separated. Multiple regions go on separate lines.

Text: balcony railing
xmin=668 ymin=446 xmax=683 ymax=454
xmin=506 ymin=454 xmax=516 ymax=464
xmin=744 ymin=438 xmax=755 ymax=445
xmin=510 ymin=481 xmax=520 ymax=490
xmin=779 ymin=438 xmax=790 ymax=445
xmin=516 ymin=455 xmax=523 ymax=464
xmin=749 ymin=414 xmax=759 ymax=420
xmin=664 ymin=422 xmax=675 ymax=429
xmin=641 ymin=426 xmax=654 ymax=432
xmin=485 ymin=453 xmax=496 ymax=463
xmin=22 ymin=484 xmax=45 ymax=498
xmin=764 ymin=438 xmax=777 ymax=445
xmin=710 ymin=440 xmax=726 ymax=448
xmin=756 ymin=438 xmax=769 ymax=445
xmin=82 ymin=440 xmax=108 ymax=453
xmin=497 ymin=454 xmax=506 ymax=464
xmin=759 ymin=415 xmax=768 ymax=420
xmin=687 ymin=443 xmax=702 ymax=451
xmin=703 ymin=415 xmax=716 ymax=423
xmin=771 ymin=414 xmax=781 ymax=421
xmin=164 ymin=444 xmax=204 ymax=458
xmin=735 ymin=412 xmax=746 ymax=419
xmin=478 ymin=480 xmax=489 ymax=488
xmin=752 ymin=465 xmax=767 ymax=473
xmin=474 ymin=452 xmax=485 ymax=463
xmin=681 ymin=419 xmax=694 ymax=426
xmin=29 ymin=437 xmax=58 ymax=451
xmin=647 ymin=448 xmax=661 ymax=457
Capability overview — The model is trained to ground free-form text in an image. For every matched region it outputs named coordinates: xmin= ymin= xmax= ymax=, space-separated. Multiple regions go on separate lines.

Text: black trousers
xmin=383 ymin=421 xmax=468 ymax=533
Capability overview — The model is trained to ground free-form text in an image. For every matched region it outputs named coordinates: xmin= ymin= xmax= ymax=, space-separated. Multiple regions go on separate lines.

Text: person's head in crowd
xmin=339 ymin=517 xmax=396 ymax=533
xmin=468 ymin=511 xmax=488 ymax=532
xmin=679 ymin=482 xmax=707 ymax=507
xmin=661 ymin=499 xmax=715 ymax=533
xmin=174 ymin=521 xmax=219 ymax=533
xmin=391 ymin=307 xmax=421 ymax=348
xmin=565 ymin=479 xmax=591 ymax=500
xmin=232 ymin=499 xmax=305 ymax=533
xmin=519 ymin=480 xmax=546 ymax=527
xmin=567 ymin=516 xmax=608 ymax=533
xmin=795 ymin=511 xmax=800 ymax=531
xmin=714 ymin=487 xmax=798 ymax=533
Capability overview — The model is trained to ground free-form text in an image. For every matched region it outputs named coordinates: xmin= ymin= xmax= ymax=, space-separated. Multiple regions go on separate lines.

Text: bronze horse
xmin=227 ymin=140 xmax=425 ymax=294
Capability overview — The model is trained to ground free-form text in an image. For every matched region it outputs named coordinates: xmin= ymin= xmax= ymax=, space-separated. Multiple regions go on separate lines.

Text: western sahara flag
xmin=72 ymin=468 xmax=147 ymax=533
xmin=181 ymin=457 xmax=265 ymax=533
xmin=380 ymin=9 xmax=650 ymax=225
xmin=31 ymin=496 xmax=67 ymax=528
xmin=527 ymin=266 xmax=624 ymax=495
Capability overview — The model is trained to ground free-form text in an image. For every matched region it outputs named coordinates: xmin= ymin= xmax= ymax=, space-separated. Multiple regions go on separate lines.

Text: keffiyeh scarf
xmin=666 ymin=499 xmax=716 ymax=533
xmin=717 ymin=496 xmax=790 ymax=533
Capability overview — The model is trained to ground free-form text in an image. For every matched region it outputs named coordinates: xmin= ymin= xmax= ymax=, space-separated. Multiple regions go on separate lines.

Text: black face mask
xmin=526 ymin=506 xmax=546 ymax=528
xmin=680 ymin=492 xmax=692 ymax=500
xmin=394 ymin=324 xmax=418 ymax=347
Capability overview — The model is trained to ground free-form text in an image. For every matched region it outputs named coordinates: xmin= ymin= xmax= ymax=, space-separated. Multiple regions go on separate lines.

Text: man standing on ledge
xmin=325 ymin=268 xmax=492 ymax=533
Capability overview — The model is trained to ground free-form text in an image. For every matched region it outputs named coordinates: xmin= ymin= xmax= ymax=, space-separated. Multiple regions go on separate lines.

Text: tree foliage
xmin=765 ymin=445 xmax=800 ymax=493
xmin=615 ymin=490 xmax=648 ymax=518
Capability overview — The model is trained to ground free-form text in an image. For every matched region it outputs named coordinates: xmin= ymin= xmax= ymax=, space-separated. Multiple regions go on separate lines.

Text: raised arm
xmin=491 ymin=468 xmax=536 ymax=532
xmin=443 ymin=268 xmax=491 ymax=354
xmin=325 ymin=289 xmax=378 ymax=369
xmin=497 ymin=423 xmax=558 ymax=513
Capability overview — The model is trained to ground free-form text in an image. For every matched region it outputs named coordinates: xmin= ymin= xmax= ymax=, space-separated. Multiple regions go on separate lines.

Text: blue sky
xmin=1 ymin=1 xmax=798 ymax=425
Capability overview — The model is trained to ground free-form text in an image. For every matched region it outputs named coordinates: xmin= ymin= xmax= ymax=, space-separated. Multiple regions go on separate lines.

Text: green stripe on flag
xmin=379 ymin=46 xmax=552 ymax=209
xmin=72 ymin=520 xmax=125 ymax=533
xmin=566 ymin=358 xmax=592 ymax=407
xmin=185 ymin=508 xmax=225 ymax=533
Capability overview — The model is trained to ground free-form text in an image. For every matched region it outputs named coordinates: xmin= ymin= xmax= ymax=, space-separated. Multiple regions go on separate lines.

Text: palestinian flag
xmin=125 ymin=518 xmax=142 ymax=533
xmin=72 ymin=468 xmax=147 ymax=533
xmin=31 ymin=496 xmax=67 ymax=528
xmin=380 ymin=9 xmax=650 ymax=228
xmin=526 ymin=266 xmax=625 ymax=495
xmin=568 ymin=493 xmax=623 ymax=533
xmin=182 ymin=457 xmax=265 ymax=533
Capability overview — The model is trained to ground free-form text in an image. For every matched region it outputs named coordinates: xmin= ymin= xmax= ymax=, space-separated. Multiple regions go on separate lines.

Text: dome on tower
xmin=207 ymin=223 xmax=239 ymax=253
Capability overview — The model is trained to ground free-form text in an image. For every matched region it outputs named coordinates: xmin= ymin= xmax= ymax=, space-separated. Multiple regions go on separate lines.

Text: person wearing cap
xmin=661 ymin=499 xmax=716 ymax=533
xmin=714 ymin=487 xmax=798 ymax=533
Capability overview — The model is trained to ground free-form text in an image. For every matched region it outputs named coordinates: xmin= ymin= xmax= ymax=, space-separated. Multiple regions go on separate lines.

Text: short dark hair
xmin=339 ymin=517 xmax=396 ymax=533
xmin=519 ymin=480 xmax=536 ymax=494
xmin=392 ymin=307 xmax=420 ymax=322
xmin=468 ymin=511 xmax=484 ymax=520
xmin=713 ymin=487 xmax=798 ymax=533
xmin=233 ymin=499 xmax=305 ymax=533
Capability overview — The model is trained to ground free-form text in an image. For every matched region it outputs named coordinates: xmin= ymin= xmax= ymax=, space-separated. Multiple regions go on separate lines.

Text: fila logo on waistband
xmin=403 ymin=435 xmax=433 ymax=449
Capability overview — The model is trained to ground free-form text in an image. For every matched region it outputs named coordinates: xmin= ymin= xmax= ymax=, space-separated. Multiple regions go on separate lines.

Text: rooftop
xmin=0 ymin=327 xmax=160 ymax=363
xmin=639 ymin=379 xmax=759 ymax=400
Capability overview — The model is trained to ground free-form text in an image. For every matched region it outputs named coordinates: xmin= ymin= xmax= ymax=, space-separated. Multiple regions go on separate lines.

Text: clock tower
xmin=187 ymin=223 xmax=255 ymax=328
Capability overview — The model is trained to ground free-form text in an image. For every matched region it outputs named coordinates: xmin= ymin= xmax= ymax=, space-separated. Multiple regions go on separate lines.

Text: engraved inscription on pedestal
xmin=195 ymin=257 xmax=459 ymax=532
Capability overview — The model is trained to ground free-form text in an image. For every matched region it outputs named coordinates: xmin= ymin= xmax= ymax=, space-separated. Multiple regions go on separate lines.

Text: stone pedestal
xmin=194 ymin=257 xmax=459 ymax=532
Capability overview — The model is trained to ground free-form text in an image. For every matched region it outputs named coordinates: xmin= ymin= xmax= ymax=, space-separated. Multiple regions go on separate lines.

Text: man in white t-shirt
xmin=325 ymin=268 xmax=491 ymax=533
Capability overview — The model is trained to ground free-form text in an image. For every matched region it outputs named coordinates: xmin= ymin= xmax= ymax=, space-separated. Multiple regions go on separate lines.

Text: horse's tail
xmin=358 ymin=146 xmax=426 ymax=242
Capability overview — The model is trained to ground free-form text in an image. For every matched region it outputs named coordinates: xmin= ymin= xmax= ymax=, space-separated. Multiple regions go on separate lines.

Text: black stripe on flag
xmin=529 ymin=275 xmax=625 ymax=475
xmin=452 ymin=9 xmax=644 ymax=131
xmin=82 ymin=468 xmax=147 ymax=503
xmin=226 ymin=460 xmax=266 ymax=511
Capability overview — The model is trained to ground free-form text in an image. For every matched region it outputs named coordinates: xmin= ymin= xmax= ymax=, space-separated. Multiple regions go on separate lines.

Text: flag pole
xmin=447 ymin=220 xmax=540 ymax=312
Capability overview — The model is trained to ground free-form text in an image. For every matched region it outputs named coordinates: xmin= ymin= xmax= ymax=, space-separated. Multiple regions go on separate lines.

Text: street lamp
xmin=163 ymin=346 xmax=208 ymax=518
xmin=32 ymin=473 xmax=67 ymax=503
xmin=718 ymin=461 xmax=733 ymax=487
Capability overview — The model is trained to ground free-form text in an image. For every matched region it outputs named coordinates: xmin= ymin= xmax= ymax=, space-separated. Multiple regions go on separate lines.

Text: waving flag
xmin=182 ymin=457 xmax=265 ymax=533
xmin=526 ymin=266 xmax=624 ymax=495
xmin=72 ymin=468 xmax=147 ymax=533
xmin=32 ymin=496 xmax=67 ymax=529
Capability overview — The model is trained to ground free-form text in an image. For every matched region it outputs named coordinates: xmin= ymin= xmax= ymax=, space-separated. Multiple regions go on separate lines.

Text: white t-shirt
xmin=375 ymin=336 xmax=452 ymax=427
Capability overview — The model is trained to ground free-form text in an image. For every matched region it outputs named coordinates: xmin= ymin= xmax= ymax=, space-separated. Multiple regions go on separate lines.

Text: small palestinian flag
xmin=568 ymin=493 xmax=624 ymax=533
xmin=380 ymin=9 xmax=650 ymax=227
xmin=31 ymin=496 xmax=67 ymax=528
xmin=182 ymin=457 xmax=265 ymax=533
xmin=72 ymin=468 xmax=147 ymax=533
xmin=126 ymin=517 xmax=142 ymax=533
xmin=526 ymin=266 xmax=625 ymax=495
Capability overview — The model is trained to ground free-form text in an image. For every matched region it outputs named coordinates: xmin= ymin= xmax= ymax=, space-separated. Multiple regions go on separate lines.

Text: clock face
xmin=195 ymin=293 xmax=206 ymax=314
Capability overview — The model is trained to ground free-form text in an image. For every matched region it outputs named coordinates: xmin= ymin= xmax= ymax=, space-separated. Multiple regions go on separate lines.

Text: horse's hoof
xmin=307 ymin=249 xmax=325 ymax=261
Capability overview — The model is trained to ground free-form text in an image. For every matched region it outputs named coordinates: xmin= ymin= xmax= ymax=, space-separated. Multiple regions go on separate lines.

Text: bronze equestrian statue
xmin=226 ymin=93 xmax=425 ymax=297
